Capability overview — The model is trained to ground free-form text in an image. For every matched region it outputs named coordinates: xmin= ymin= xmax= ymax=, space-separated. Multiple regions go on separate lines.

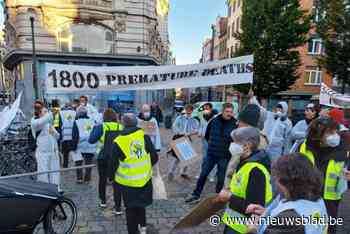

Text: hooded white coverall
xmin=250 ymin=97 xmax=292 ymax=161
xmin=31 ymin=112 xmax=61 ymax=191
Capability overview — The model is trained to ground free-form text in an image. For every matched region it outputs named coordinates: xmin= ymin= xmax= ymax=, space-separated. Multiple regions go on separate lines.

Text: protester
xmin=289 ymin=103 xmax=319 ymax=152
xmin=72 ymin=106 xmax=97 ymax=184
xmin=151 ymin=102 xmax=163 ymax=125
xmin=137 ymin=104 xmax=161 ymax=151
xmin=51 ymin=99 xmax=62 ymax=138
xmin=168 ymin=104 xmax=199 ymax=180
xmin=245 ymin=154 xmax=328 ymax=234
xmin=79 ymin=95 xmax=100 ymax=124
xmin=224 ymin=104 xmax=268 ymax=188
xmin=185 ymin=103 xmax=237 ymax=204
xmin=60 ymin=102 xmax=77 ymax=168
xmin=89 ymin=108 xmax=124 ymax=210
xmin=215 ymin=127 xmax=272 ymax=234
xmin=110 ymin=113 xmax=158 ymax=234
xmin=299 ymin=116 xmax=347 ymax=234
xmin=195 ymin=103 xmax=218 ymax=182
xmin=249 ymin=90 xmax=292 ymax=161
xmin=31 ymin=101 xmax=62 ymax=193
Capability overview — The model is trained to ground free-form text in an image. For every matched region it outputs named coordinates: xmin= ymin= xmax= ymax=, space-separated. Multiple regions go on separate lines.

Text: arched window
xmin=57 ymin=23 xmax=113 ymax=54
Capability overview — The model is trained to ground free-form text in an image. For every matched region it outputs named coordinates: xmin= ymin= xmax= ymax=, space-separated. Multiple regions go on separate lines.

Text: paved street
xmin=36 ymin=127 xmax=223 ymax=234
xmin=35 ymin=127 xmax=350 ymax=234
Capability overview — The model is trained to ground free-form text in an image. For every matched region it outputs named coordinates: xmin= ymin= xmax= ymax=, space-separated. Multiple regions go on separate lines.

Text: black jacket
xmin=205 ymin=114 xmax=237 ymax=159
xmin=109 ymin=127 xmax=159 ymax=208
xmin=228 ymin=150 xmax=271 ymax=215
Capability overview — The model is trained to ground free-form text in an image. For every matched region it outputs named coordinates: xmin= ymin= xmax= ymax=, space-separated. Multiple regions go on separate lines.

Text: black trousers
xmin=125 ymin=207 xmax=146 ymax=234
xmin=97 ymin=159 xmax=122 ymax=209
xmin=75 ymin=153 xmax=94 ymax=181
xmin=61 ymin=140 xmax=73 ymax=168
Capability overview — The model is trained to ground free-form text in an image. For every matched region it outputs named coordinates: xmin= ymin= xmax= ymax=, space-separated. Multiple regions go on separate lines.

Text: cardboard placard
xmin=170 ymin=136 xmax=198 ymax=162
xmin=172 ymin=195 xmax=226 ymax=230
xmin=139 ymin=120 xmax=157 ymax=136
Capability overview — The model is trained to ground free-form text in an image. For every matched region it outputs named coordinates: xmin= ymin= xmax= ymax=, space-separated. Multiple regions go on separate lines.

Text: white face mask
xmin=229 ymin=143 xmax=244 ymax=157
xmin=143 ymin=112 xmax=151 ymax=118
xmin=275 ymin=111 xmax=283 ymax=117
xmin=326 ymin=134 xmax=341 ymax=147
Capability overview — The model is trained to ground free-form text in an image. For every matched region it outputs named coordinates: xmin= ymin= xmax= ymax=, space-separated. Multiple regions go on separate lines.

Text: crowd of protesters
xmin=29 ymin=92 xmax=350 ymax=234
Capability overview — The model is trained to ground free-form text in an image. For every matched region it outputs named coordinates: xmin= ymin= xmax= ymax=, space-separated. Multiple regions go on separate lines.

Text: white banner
xmin=44 ymin=55 xmax=253 ymax=93
xmin=320 ymin=83 xmax=350 ymax=108
xmin=0 ymin=92 xmax=23 ymax=135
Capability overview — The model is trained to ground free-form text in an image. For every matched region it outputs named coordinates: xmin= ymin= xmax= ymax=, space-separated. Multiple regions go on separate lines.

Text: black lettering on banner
xmin=246 ymin=63 xmax=254 ymax=73
xmin=139 ymin=74 xmax=148 ymax=83
xmin=150 ymin=74 xmax=159 ymax=83
xmin=221 ymin=66 xmax=228 ymax=75
xmin=60 ymin=70 xmax=72 ymax=88
xmin=201 ymin=69 xmax=209 ymax=76
xmin=128 ymin=75 xmax=138 ymax=84
xmin=106 ymin=75 xmax=116 ymax=85
xmin=170 ymin=73 xmax=176 ymax=80
xmin=72 ymin=71 xmax=85 ymax=88
xmin=117 ymin=75 xmax=127 ymax=85
xmin=87 ymin=73 xmax=99 ymax=89
xmin=236 ymin=64 xmax=246 ymax=73
xmin=48 ymin=69 xmax=57 ymax=88
xmin=229 ymin=64 xmax=235 ymax=73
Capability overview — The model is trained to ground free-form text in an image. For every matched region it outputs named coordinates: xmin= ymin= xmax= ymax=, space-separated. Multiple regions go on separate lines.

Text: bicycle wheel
xmin=44 ymin=197 xmax=78 ymax=234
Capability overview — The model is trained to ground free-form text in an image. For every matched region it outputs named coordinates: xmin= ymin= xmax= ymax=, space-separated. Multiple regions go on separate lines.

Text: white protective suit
xmin=250 ymin=97 xmax=292 ymax=161
xmin=289 ymin=119 xmax=309 ymax=153
xmin=137 ymin=117 xmax=161 ymax=151
xmin=31 ymin=112 xmax=61 ymax=191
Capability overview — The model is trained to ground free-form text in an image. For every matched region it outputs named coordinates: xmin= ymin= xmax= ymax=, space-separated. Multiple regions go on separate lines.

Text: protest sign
xmin=170 ymin=136 xmax=198 ymax=162
xmin=320 ymin=83 xmax=350 ymax=108
xmin=44 ymin=55 xmax=254 ymax=93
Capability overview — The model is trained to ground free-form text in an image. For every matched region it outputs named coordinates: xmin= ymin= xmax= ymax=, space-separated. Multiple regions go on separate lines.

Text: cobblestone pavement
xmin=35 ymin=128 xmax=223 ymax=234
xmin=34 ymin=127 xmax=350 ymax=234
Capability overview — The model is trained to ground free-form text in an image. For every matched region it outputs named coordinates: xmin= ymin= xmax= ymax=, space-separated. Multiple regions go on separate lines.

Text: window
xmin=228 ymin=6 xmax=232 ymax=17
xmin=232 ymin=1 xmax=236 ymax=13
xmin=227 ymin=25 xmax=231 ymax=39
xmin=231 ymin=46 xmax=234 ymax=58
xmin=57 ymin=23 xmax=113 ymax=54
xmin=236 ymin=17 xmax=240 ymax=33
xmin=237 ymin=0 xmax=241 ymax=8
xmin=304 ymin=66 xmax=322 ymax=85
xmin=308 ymin=38 xmax=323 ymax=55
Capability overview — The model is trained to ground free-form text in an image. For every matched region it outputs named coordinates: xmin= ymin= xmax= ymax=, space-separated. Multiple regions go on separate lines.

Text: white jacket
xmin=137 ymin=117 xmax=161 ymax=151
xmin=250 ymin=97 xmax=292 ymax=160
xmin=31 ymin=112 xmax=60 ymax=154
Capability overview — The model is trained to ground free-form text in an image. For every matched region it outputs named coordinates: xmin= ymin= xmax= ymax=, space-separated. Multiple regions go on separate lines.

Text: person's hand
xmin=344 ymin=169 xmax=350 ymax=181
xmin=247 ymin=214 xmax=260 ymax=233
xmin=246 ymin=204 xmax=266 ymax=216
xmin=215 ymin=189 xmax=232 ymax=203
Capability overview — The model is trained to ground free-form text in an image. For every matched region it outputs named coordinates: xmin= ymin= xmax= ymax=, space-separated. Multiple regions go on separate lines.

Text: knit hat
xmin=328 ymin=108 xmax=344 ymax=125
xmin=238 ymin=104 xmax=260 ymax=128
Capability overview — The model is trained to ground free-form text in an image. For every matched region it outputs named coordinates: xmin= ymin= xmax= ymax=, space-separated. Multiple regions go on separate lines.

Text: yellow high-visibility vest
xmin=114 ymin=129 xmax=152 ymax=188
xmin=222 ymin=162 xmax=272 ymax=233
xmin=96 ymin=122 xmax=123 ymax=154
xmin=53 ymin=112 xmax=60 ymax=128
xmin=300 ymin=142 xmax=345 ymax=200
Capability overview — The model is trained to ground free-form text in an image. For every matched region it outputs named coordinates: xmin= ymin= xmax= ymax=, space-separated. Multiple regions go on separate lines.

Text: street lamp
xmin=208 ymin=24 xmax=216 ymax=101
xmin=28 ymin=8 xmax=39 ymax=100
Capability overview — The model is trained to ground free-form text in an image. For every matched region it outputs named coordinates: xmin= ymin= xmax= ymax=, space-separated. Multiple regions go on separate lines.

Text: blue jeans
xmin=200 ymin=140 xmax=216 ymax=179
xmin=193 ymin=154 xmax=230 ymax=197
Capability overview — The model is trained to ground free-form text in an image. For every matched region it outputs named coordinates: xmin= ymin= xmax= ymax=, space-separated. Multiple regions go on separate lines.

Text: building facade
xmin=226 ymin=0 xmax=242 ymax=58
xmin=3 ymin=0 xmax=170 ymax=116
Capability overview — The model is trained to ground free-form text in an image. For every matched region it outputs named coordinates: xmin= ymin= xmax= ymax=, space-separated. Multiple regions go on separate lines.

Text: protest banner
xmin=320 ymin=83 xmax=350 ymax=108
xmin=44 ymin=55 xmax=254 ymax=93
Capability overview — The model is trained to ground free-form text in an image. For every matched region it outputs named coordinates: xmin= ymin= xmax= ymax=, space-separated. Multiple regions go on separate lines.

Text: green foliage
xmin=316 ymin=0 xmax=350 ymax=93
xmin=234 ymin=0 xmax=311 ymax=98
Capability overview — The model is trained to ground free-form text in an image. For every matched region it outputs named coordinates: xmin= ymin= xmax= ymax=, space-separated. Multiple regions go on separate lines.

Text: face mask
xmin=326 ymin=134 xmax=341 ymax=147
xmin=143 ymin=112 xmax=151 ymax=118
xmin=229 ymin=143 xmax=244 ymax=156
xmin=203 ymin=110 xmax=211 ymax=115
